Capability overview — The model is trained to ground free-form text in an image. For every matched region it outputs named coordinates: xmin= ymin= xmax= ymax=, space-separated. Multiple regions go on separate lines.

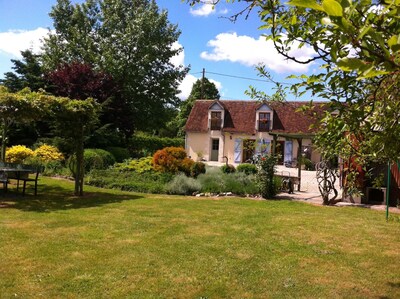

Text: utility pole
xmin=201 ymin=68 xmax=205 ymax=99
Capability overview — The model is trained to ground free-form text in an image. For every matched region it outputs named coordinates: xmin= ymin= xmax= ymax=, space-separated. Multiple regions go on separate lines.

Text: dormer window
xmin=208 ymin=101 xmax=224 ymax=130
xmin=256 ymin=103 xmax=273 ymax=132
xmin=258 ymin=112 xmax=271 ymax=131
xmin=210 ymin=111 xmax=222 ymax=130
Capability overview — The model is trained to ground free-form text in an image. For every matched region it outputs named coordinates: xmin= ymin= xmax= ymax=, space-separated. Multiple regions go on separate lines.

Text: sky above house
xmin=0 ymin=0 xmax=319 ymax=101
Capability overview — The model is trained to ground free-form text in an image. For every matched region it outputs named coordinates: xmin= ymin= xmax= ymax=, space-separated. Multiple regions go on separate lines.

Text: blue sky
xmin=0 ymin=0 xmax=317 ymax=101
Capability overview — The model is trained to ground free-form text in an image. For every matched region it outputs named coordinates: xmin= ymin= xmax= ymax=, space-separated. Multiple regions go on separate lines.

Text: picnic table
xmin=0 ymin=164 xmax=43 ymax=196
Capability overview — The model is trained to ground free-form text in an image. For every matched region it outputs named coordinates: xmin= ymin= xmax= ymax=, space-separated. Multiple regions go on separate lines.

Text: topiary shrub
xmin=106 ymin=146 xmax=130 ymax=162
xmin=237 ymin=163 xmax=257 ymax=175
xmin=165 ymin=173 xmax=202 ymax=195
xmin=191 ymin=162 xmax=206 ymax=178
xmin=221 ymin=164 xmax=236 ymax=174
xmin=5 ymin=145 xmax=34 ymax=163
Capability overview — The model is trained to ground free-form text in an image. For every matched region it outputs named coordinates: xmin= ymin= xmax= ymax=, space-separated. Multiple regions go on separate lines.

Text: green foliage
xmin=114 ymin=157 xmax=153 ymax=173
xmin=42 ymin=0 xmax=188 ymax=137
xmin=83 ymin=149 xmax=115 ymax=172
xmin=190 ymin=161 xmax=206 ymax=178
xmin=165 ymin=173 xmax=202 ymax=195
xmin=0 ymin=49 xmax=45 ymax=92
xmin=85 ymin=168 xmax=173 ymax=194
xmin=106 ymin=147 xmax=130 ymax=163
xmin=221 ymin=164 xmax=236 ymax=174
xmin=237 ymin=163 xmax=257 ymax=175
xmin=257 ymin=155 xmax=278 ymax=199
xmin=130 ymin=134 xmax=184 ymax=157
xmin=197 ymin=168 xmax=258 ymax=195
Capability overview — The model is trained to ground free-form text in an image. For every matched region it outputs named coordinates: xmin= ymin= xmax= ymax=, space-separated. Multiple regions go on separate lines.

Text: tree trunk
xmin=1 ymin=122 xmax=8 ymax=162
xmin=75 ymin=128 xmax=85 ymax=196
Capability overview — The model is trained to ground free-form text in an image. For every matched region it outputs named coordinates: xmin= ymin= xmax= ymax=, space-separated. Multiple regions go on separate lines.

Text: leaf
xmin=388 ymin=34 xmax=400 ymax=52
xmin=322 ymin=0 xmax=343 ymax=16
xmin=286 ymin=0 xmax=324 ymax=11
xmin=337 ymin=58 xmax=366 ymax=71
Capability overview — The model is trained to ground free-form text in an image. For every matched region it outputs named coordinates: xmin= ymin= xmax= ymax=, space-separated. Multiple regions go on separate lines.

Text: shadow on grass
xmin=0 ymin=183 xmax=143 ymax=213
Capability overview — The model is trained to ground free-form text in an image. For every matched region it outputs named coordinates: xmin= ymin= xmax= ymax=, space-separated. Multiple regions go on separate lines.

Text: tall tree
xmin=42 ymin=0 xmax=188 ymax=138
xmin=0 ymin=50 xmax=46 ymax=92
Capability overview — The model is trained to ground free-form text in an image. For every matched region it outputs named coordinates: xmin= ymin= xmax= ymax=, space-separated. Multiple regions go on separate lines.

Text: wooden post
xmin=297 ymin=138 xmax=302 ymax=192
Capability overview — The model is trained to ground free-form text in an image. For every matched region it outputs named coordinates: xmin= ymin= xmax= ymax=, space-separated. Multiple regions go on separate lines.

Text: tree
xmin=0 ymin=87 xmax=50 ymax=161
xmin=187 ymin=0 xmax=400 ymax=196
xmin=174 ymin=77 xmax=220 ymax=136
xmin=0 ymin=49 xmax=46 ymax=92
xmin=41 ymin=0 xmax=188 ymax=138
xmin=50 ymin=97 xmax=100 ymax=196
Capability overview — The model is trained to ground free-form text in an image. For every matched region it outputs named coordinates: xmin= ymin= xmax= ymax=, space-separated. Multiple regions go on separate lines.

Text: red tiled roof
xmin=185 ymin=100 xmax=328 ymax=135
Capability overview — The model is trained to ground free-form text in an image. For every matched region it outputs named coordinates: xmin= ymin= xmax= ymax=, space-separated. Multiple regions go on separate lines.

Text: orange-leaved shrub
xmin=152 ymin=147 xmax=193 ymax=175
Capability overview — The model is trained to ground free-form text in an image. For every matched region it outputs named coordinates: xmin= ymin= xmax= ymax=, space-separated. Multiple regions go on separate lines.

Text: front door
xmin=274 ymin=140 xmax=285 ymax=164
xmin=211 ymin=139 xmax=219 ymax=161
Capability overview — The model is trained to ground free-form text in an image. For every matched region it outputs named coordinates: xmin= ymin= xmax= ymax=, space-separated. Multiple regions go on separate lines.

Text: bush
xmin=152 ymin=147 xmax=193 ymax=174
xmin=257 ymin=155 xmax=278 ymax=199
xmin=130 ymin=133 xmax=184 ymax=157
xmin=237 ymin=163 xmax=257 ymax=175
xmin=303 ymin=157 xmax=315 ymax=171
xmin=165 ymin=173 xmax=202 ymax=195
xmin=85 ymin=168 xmax=173 ymax=194
xmin=114 ymin=157 xmax=153 ymax=173
xmin=106 ymin=147 xmax=130 ymax=162
xmin=191 ymin=162 xmax=206 ymax=178
xmin=5 ymin=145 xmax=34 ymax=163
xmin=197 ymin=169 xmax=258 ymax=195
xmin=84 ymin=149 xmax=115 ymax=172
xmin=34 ymin=144 xmax=64 ymax=162
xmin=221 ymin=164 xmax=236 ymax=174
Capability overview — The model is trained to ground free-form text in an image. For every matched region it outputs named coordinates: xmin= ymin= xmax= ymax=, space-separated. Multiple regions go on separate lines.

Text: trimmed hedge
xmin=130 ymin=134 xmax=184 ymax=157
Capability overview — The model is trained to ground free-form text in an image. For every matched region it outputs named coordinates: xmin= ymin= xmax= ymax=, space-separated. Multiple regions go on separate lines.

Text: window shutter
xmin=284 ymin=140 xmax=293 ymax=163
xmin=234 ymin=139 xmax=242 ymax=163
xmin=255 ymin=139 xmax=262 ymax=156
xmin=262 ymin=139 xmax=271 ymax=154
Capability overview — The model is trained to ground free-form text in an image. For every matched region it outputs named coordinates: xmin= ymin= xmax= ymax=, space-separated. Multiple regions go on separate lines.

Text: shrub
xmin=85 ymin=168 xmax=173 ymax=194
xmin=84 ymin=149 xmax=115 ymax=172
xmin=165 ymin=173 xmax=202 ymax=195
xmin=257 ymin=154 xmax=278 ymax=199
xmin=152 ymin=147 xmax=192 ymax=174
xmin=303 ymin=157 xmax=315 ymax=171
xmin=106 ymin=147 xmax=130 ymax=162
xmin=237 ymin=163 xmax=257 ymax=175
xmin=221 ymin=164 xmax=236 ymax=174
xmin=34 ymin=144 xmax=64 ymax=162
xmin=130 ymin=133 xmax=184 ymax=157
xmin=191 ymin=162 xmax=206 ymax=178
xmin=114 ymin=157 xmax=153 ymax=173
xmin=5 ymin=145 xmax=34 ymax=163
xmin=180 ymin=157 xmax=195 ymax=176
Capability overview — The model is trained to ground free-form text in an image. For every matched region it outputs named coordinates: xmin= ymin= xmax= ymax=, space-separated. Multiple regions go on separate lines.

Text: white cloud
xmin=0 ymin=27 xmax=50 ymax=58
xmin=200 ymin=32 xmax=316 ymax=73
xmin=170 ymin=41 xmax=185 ymax=66
xmin=190 ymin=4 xmax=215 ymax=17
xmin=177 ymin=74 xmax=223 ymax=100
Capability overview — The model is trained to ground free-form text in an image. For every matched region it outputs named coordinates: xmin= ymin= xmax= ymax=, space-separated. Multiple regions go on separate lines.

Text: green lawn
xmin=0 ymin=177 xmax=399 ymax=298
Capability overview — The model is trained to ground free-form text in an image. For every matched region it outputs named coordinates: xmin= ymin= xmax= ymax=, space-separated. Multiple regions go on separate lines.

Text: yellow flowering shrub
xmin=34 ymin=144 xmax=64 ymax=162
xmin=5 ymin=145 xmax=35 ymax=163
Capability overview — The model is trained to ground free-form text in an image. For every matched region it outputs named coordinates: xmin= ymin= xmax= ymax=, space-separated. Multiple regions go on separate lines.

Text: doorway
xmin=242 ymin=139 xmax=255 ymax=162
xmin=210 ymin=138 xmax=219 ymax=161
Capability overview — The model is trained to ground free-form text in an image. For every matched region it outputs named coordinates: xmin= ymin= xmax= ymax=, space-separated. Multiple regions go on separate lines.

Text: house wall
xmin=186 ymin=132 xmax=321 ymax=165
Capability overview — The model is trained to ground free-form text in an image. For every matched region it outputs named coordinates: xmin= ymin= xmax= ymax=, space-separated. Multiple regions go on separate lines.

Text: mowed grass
xmin=0 ymin=177 xmax=399 ymax=298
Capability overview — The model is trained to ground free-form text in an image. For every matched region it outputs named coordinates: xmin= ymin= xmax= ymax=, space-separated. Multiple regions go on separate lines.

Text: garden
xmin=3 ymin=142 xmax=279 ymax=199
